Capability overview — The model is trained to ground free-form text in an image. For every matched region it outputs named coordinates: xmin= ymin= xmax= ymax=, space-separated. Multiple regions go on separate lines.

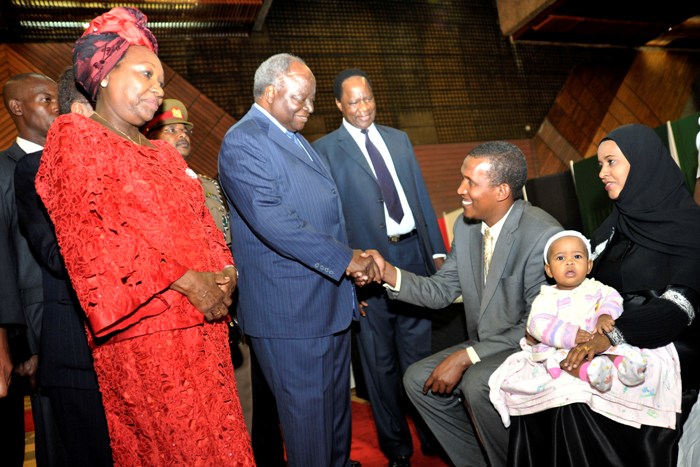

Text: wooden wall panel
xmin=533 ymin=49 xmax=700 ymax=171
xmin=0 ymin=45 xmax=9 ymax=86
xmin=9 ymin=43 xmax=72 ymax=81
xmin=0 ymin=43 xmax=237 ymax=178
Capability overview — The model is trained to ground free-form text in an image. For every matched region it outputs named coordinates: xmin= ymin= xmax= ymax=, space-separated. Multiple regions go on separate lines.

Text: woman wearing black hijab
xmin=509 ymin=124 xmax=700 ymax=466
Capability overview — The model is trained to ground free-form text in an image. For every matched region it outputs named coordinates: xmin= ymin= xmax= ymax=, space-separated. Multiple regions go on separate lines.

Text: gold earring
xmin=100 ymin=80 xmax=108 ymax=88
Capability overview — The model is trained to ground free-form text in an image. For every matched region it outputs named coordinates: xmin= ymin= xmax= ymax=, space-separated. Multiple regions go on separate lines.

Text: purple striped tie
xmin=361 ymin=129 xmax=404 ymax=223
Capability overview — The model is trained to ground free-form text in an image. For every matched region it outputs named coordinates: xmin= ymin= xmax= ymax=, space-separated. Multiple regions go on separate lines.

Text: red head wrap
xmin=73 ymin=7 xmax=158 ymax=100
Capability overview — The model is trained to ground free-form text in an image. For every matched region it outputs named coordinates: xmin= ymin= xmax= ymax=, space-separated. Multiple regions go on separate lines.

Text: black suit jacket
xmin=14 ymin=150 xmax=99 ymax=389
xmin=0 ymin=143 xmax=42 ymax=364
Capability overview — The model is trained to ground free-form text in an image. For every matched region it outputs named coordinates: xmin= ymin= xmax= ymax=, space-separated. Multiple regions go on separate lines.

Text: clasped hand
xmin=346 ymin=249 xmax=385 ymax=286
xmin=561 ymin=332 xmax=612 ymax=371
xmin=171 ymin=267 xmax=238 ymax=322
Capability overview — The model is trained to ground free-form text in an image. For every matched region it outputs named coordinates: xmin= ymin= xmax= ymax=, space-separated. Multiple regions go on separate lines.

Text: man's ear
xmin=335 ymin=98 xmax=342 ymax=112
xmin=8 ymin=98 xmax=22 ymax=117
xmin=263 ymin=85 xmax=276 ymax=104
xmin=496 ymin=183 xmax=511 ymax=202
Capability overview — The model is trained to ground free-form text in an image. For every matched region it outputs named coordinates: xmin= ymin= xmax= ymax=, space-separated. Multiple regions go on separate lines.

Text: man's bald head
xmin=3 ymin=73 xmax=59 ymax=145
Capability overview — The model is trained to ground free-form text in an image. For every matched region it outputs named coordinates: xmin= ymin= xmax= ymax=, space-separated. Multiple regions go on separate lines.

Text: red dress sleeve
xmin=36 ymin=114 xmax=232 ymax=339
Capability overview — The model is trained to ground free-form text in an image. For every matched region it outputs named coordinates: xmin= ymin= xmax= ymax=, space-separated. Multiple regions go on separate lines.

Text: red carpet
xmin=25 ymin=397 xmax=450 ymax=465
xmin=24 ymin=399 xmax=34 ymax=433
xmin=351 ymin=399 xmax=450 ymax=466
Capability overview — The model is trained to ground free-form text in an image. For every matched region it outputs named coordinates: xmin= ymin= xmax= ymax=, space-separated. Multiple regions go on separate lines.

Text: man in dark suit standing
xmin=0 ymin=72 xmax=57 ymax=466
xmin=380 ymin=142 xmax=562 ymax=467
xmin=218 ymin=53 xmax=379 ymax=467
xmin=313 ymin=69 xmax=446 ymax=467
xmin=14 ymin=67 xmax=113 ymax=466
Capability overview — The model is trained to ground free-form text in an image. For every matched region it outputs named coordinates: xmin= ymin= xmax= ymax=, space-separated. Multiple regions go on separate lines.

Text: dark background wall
xmin=1 ymin=1 xmax=697 ymax=217
xmin=157 ymin=0 xmax=630 ymax=144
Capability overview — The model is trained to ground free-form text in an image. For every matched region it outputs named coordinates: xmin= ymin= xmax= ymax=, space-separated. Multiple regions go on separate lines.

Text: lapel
xmin=470 ymin=223 xmax=485 ymax=299
xmin=479 ymin=201 xmax=525 ymax=315
xmin=376 ymin=125 xmax=409 ymax=184
xmin=336 ymin=125 xmax=378 ymax=184
xmin=5 ymin=142 xmax=27 ymax=164
xmin=250 ymin=106 xmax=330 ymax=179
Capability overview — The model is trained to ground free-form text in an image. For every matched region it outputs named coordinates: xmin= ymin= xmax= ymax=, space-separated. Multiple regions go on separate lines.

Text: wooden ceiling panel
xmin=497 ymin=0 xmax=700 ymax=50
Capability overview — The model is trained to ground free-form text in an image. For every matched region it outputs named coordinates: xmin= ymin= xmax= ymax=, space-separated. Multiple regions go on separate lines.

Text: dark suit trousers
xmin=249 ymin=343 xmax=286 ymax=467
xmin=354 ymin=234 xmax=433 ymax=458
xmin=0 ymin=377 xmax=26 ymax=467
xmin=45 ymin=387 xmax=112 ymax=466
xmin=249 ymin=329 xmax=352 ymax=467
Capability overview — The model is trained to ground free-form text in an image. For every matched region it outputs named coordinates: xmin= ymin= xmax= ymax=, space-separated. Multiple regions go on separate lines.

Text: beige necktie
xmin=483 ymin=227 xmax=494 ymax=282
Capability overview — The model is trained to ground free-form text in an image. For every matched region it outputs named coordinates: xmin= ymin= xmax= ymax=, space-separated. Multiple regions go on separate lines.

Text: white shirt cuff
xmin=382 ymin=267 xmax=402 ymax=292
xmin=466 ymin=346 xmax=481 ymax=364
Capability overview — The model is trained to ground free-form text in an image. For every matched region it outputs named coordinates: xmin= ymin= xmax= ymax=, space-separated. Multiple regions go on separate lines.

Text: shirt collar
xmin=16 ymin=136 xmax=43 ymax=154
xmin=342 ymin=118 xmax=376 ymax=137
xmin=254 ymin=103 xmax=291 ymax=135
xmin=481 ymin=203 xmax=515 ymax=241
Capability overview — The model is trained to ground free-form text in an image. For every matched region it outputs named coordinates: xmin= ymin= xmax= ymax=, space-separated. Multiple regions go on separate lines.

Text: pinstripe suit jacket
xmin=218 ymin=105 xmax=356 ymax=339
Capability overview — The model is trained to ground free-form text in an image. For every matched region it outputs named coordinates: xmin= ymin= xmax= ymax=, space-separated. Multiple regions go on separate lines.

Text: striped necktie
xmin=361 ymin=129 xmax=404 ymax=223
xmin=286 ymin=130 xmax=313 ymax=161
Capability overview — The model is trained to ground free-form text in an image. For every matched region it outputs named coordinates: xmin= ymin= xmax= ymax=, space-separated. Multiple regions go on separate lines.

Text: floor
xmin=23 ymin=397 xmax=36 ymax=467
xmin=23 ymin=393 xmax=451 ymax=466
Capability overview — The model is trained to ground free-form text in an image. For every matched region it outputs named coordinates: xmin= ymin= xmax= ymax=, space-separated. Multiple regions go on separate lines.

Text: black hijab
xmin=592 ymin=123 xmax=700 ymax=260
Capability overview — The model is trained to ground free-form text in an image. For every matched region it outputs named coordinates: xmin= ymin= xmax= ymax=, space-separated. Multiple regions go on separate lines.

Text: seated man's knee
xmin=459 ymin=365 xmax=490 ymax=405
xmin=403 ymin=359 xmax=430 ymax=396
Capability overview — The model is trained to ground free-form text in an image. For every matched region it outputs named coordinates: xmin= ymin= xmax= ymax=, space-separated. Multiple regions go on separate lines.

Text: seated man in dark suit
xmin=379 ymin=142 xmax=562 ymax=467
xmin=14 ymin=67 xmax=113 ymax=466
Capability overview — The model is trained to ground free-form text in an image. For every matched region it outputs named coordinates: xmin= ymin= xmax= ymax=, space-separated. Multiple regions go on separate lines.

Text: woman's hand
xmin=216 ymin=266 xmax=238 ymax=298
xmin=575 ymin=329 xmax=594 ymax=344
xmin=171 ymin=270 xmax=231 ymax=321
xmin=561 ymin=332 xmax=611 ymax=371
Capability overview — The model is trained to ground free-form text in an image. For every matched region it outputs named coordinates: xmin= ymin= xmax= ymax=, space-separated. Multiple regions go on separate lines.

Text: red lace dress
xmin=36 ymin=114 xmax=255 ymax=466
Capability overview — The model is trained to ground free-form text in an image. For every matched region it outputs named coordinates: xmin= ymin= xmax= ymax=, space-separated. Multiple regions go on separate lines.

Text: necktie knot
xmin=285 ymin=130 xmax=313 ymax=161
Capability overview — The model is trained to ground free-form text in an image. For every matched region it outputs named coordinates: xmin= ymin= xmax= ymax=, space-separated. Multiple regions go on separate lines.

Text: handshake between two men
xmin=345 ymin=249 xmax=398 ymax=288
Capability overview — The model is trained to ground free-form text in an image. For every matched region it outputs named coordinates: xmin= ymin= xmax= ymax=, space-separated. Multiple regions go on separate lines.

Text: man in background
xmin=314 ymin=68 xmax=446 ymax=467
xmin=142 ymin=98 xmax=231 ymax=246
xmin=0 ymin=72 xmax=57 ymax=466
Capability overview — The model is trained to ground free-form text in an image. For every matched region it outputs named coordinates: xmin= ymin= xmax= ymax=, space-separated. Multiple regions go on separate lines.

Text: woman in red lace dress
xmin=35 ymin=8 xmax=254 ymax=466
